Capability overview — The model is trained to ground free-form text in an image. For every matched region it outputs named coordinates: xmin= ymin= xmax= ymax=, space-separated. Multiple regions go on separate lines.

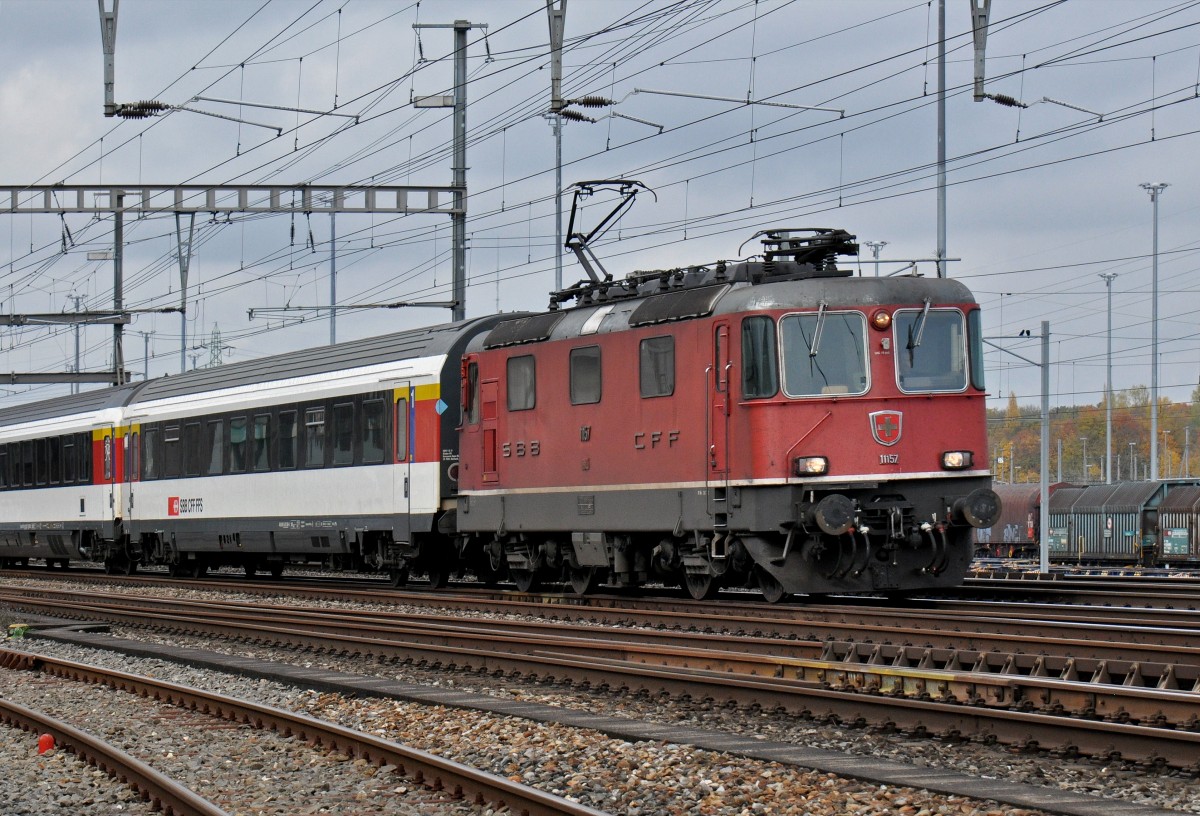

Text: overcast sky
xmin=1 ymin=0 xmax=1197 ymax=415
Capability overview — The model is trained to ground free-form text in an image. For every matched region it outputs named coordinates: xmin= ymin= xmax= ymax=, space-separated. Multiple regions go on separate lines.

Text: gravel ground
xmin=0 ymin=662 xmax=501 ymax=816
xmin=4 ymin=578 xmax=1198 ymax=814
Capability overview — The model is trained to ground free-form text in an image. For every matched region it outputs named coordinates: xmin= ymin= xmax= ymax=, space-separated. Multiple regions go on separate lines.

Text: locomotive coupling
xmin=801 ymin=494 xmax=856 ymax=536
xmin=950 ymin=488 xmax=1002 ymax=529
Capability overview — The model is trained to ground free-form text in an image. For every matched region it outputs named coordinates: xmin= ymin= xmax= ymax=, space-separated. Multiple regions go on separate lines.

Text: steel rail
xmin=5 ymin=591 xmax=1200 ymax=769
xmin=0 ymin=694 xmax=228 ymax=816
xmin=0 ymin=650 xmax=610 ymax=816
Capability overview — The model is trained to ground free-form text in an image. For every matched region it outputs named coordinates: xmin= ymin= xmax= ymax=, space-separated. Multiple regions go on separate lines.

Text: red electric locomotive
xmin=454 ymin=228 xmax=1000 ymax=600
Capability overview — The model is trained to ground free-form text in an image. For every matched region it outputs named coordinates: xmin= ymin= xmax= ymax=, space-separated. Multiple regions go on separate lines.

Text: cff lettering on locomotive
xmin=455 ymin=227 xmax=1000 ymax=600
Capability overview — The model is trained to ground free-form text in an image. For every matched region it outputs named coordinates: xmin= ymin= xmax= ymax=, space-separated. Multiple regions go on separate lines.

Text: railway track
xmin=0 ymin=648 xmax=609 ymax=816
xmin=3 ymin=579 xmax=1199 ymax=771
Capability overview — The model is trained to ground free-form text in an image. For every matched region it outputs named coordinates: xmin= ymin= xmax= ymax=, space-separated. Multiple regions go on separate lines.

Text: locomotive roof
xmin=0 ymin=315 xmax=512 ymax=427
xmin=482 ymin=268 xmax=977 ymax=348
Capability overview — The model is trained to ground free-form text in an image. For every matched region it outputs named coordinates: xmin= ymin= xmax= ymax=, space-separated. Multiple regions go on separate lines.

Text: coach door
xmin=394 ymin=383 xmax=412 ymax=541
xmin=708 ymin=322 xmax=731 ymax=479
xmin=96 ymin=424 xmax=118 ymax=531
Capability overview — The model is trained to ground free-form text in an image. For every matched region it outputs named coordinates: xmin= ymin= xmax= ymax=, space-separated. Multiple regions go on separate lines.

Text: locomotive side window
xmin=894 ymin=308 xmax=967 ymax=393
xmin=362 ymin=398 xmax=386 ymax=464
xmin=741 ymin=317 xmax=778 ymax=399
xmin=780 ymin=312 xmax=868 ymax=397
xmin=967 ymin=308 xmax=986 ymax=390
xmin=206 ymin=420 xmax=224 ymax=475
xmin=278 ymin=411 xmax=298 ymax=470
xmin=229 ymin=417 xmax=248 ymax=473
xmin=332 ymin=403 xmax=354 ymax=466
xmin=639 ymin=336 xmax=675 ymax=398
xmin=507 ymin=355 xmax=536 ymax=411
xmin=305 ymin=407 xmax=326 ymax=467
xmin=570 ymin=346 xmax=602 ymax=405
xmin=464 ymin=362 xmax=480 ymax=424
xmin=253 ymin=414 xmax=271 ymax=471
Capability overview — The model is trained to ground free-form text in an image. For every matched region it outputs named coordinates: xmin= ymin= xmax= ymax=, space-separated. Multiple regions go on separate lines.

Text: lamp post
xmin=1100 ymin=273 xmax=1117 ymax=483
xmin=1081 ymin=436 xmax=1089 ymax=482
xmin=1140 ymin=182 xmax=1168 ymax=478
xmin=1129 ymin=441 xmax=1136 ymax=481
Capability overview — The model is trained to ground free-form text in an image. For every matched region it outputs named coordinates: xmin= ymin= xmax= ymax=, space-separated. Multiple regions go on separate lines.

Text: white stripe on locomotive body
xmin=460 ymin=469 xmax=996 ymax=497
xmin=126 ymin=356 xmax=445 ymax=422
xmin=130 ymin=462 xmax=441 ymax=523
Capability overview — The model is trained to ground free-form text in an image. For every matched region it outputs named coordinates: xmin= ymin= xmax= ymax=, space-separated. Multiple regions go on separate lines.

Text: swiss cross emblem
xmin=870 ymin=410 xmax=902 ymax=446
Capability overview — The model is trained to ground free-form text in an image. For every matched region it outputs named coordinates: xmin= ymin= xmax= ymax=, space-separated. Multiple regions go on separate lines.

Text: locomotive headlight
xmin=793 ymin=456 xmax=829 ymax=476
xmin=941 ymin=450 xmax=974 ymax=470
xmin=870 ymin=309 xmax=892 ymax=331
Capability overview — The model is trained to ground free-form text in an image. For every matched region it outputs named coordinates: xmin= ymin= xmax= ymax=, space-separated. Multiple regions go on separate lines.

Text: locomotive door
xmin=708 ymin=322 xmax=731 ymax=479
xmin=394 ymin=383 xmax=412 ymax=541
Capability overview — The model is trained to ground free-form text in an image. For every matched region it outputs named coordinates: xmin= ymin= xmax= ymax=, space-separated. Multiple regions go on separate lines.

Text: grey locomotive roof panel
xmin=132 ymin=316 xmax=505 ymax=404
xmin=484 ymin=312 xmax=567 ymax=348
xmin=0 ymin=382 xmax=142 ymax=428
xmin=628 ymin=284 xmax=730 ymax=327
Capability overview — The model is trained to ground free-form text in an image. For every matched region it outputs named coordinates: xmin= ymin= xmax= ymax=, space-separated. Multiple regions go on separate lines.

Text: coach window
xmin=62 ymin=437 xmax=75 ymax=484
xmin=7 ymin=443 xmax=18 ymax=489
xmin=362 ymin=398 xmax=386 ymax=464
xmin=206 ymin=420 xmax=223 ymax=475
xmin=79 ymin=433 xmax=92 ymax=483
xmin=49 ymin=437 xmax=62 ymax=485
xmin=780 ymin=311 xmax=868 ymax=397
xmin=305 ymin=407 xmax=326 ymax=467
xmin=893 ymin=308 xmax=968 ymax=393
xmin=21 ymin=440 xmax=33 ymax=486
xmin=278 ymin=411 xmax=298 ymax=469
xmin=332 ymin=403 xmax=354 ymax=466
xmin=163 ymin=426 xmax=182 ymax=479
xmin=184 ymin=423 xmax=202 ymax=477
xmin=507 ymin=355 xmax=536 ymax=411
xmin=34 ymin=439 xmax=47 ymax=486
xmin=253 ymin=415 xmax=271 ymax=471
xmin=229 ymin=417 xmax=248 ymax=472
xmin=742 ymin=317 xmax=778 ymax=399
xmin=395 ymin=398 xmax=409 ymax=461
xmin=141 ymin=429 xmax=157 ymax=480
xmin=639 ymin=336 xmax=675 ymax=398
xmin=123 ymin=433 xmax=134 ymax=482
xmin=570 ymin=346 xmax=602 ymax=405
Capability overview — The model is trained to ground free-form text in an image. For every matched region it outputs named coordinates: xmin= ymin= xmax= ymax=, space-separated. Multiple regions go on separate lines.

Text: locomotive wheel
xmin=756 ymin=567 xmax=789 ymax=604
xmin=511 ymin=568 xmax=540 ymax=593
xmin=684 ymin=572 xmax=719 ymax=601
xmin=567 ymin=566 xmax=601 ymax=596
xmin=167 ymin=562 xmax=185 ymax=578
xmin=388 ymin=567 xmax=409 ymax=588
xmin=268 ymin=562 xmax=285 ymax=579
xmin=243 ymin=562 xmax=258 ymax=578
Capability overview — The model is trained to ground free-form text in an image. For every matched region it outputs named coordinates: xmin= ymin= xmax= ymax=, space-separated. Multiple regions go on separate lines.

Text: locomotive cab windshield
xmin=894 ymin=307 xmax=968 ymax=392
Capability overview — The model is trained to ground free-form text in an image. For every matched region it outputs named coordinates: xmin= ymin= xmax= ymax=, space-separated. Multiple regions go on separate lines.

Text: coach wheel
xmin=187 ymin=561 xmax=206 ymax=579
xmin=567 ymin=566 xmax=601 ymax=596
xmin=268 ymin=562 xmax=285 ymax=579
xmin=167 ymin=562 xmax=185 ymax=578
xmin=388 ymin=568 xmax=409 ymax=588
xmin=243 ymin=561 xmax=259 ymax=578
xmin=510 ymin=568 xmax=540 ymax=593
xmin=121 ymin=559 xmax=137 ymax=576
xmin=427 ymin=563 xmax=450 ymax=590
xmin=756 ymin=567 xmax=789 ymax=604
xmin=684 ymin=572 xmax=719 ymax=601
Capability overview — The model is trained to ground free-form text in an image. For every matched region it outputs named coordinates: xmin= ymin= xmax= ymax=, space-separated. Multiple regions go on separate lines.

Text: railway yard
xmin=0 ymin=568 xmax=1195 ymax=815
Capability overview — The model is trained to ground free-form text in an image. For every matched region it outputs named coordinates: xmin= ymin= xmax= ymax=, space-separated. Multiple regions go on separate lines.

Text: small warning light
xmin=37 ymin=734 xmax=55 ymax=754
